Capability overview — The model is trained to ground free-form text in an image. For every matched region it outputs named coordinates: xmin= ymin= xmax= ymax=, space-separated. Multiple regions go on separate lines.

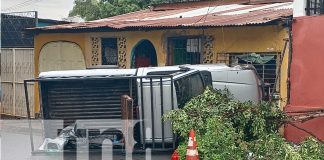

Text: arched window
xmin=39 ymin=41 xmax=86 ymax=73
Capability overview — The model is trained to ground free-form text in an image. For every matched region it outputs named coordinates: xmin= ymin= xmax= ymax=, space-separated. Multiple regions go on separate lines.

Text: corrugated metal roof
xmin=27 ymin=0 xmax=293 ymax=33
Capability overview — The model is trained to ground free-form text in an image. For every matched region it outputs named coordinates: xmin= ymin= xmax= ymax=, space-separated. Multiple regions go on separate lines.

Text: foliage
xmin=69 ymin=0 xmax=101 ymax=21
xmin=164 ymin=87 xmax=324 ymax=160
xmin=69 ymin=0 xmax=187 ymax=21
xmin=299 ymin=138 xmax=324 ymax=160
xmin=249 ymin=136 xmax=324 ymax=160
xmin=248 ymin=134 xmax=301 ymax=160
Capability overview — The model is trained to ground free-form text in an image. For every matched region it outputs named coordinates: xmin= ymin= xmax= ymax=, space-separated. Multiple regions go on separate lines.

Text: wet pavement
xmin=0 ymin=120 xmax=172 ymax=160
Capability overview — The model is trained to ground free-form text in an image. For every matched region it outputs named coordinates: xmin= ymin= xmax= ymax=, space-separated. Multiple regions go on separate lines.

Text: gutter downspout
xmin=286 ymin=18 xmax=293 ymax=105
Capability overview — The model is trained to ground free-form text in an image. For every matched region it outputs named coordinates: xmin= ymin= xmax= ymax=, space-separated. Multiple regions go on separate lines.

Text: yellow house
xmin=27 ymin=0 xmax=293 ymax=114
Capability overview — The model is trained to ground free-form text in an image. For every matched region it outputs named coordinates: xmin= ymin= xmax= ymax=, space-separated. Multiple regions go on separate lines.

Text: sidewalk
xmin=1 ymin=119 xmax=42 ymax=135
xmin=1 ymin=120 xmax=172 ymax=160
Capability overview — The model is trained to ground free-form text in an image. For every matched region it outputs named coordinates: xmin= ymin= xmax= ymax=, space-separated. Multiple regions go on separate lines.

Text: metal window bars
xmin=306 ymin=0 xmax=324 ymax=16
xmin=228 ymin=53 xmax=279 ymax=92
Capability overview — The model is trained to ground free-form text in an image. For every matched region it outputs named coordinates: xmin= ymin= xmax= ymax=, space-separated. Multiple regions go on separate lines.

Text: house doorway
xmin=131 ymin=40 xmax=157 ymax=68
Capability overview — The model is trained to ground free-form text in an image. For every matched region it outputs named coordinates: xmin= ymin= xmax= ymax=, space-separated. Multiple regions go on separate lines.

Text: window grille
xmin=229 ymin=53 xmax=279 ymax=91
xmin=306 ymin=0 xmax=324 ymax=16
xmin=169 ymin=37 xmax=202 ymax=65
xmin=101 ymin=38 xmax=118 ymax=65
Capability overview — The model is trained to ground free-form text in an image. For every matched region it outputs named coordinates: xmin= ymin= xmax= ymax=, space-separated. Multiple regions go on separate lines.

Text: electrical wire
xmin=3 ymin=0 xmax=35 ymax=10
xmin=3 ymin=0 xmax=39 ymax=11
xmin=195 ymin=1 xmax=218 ymax=24
xmin=195 ymin=5 xmax=211 ymax=24
xmin=2 ymin=0 xmax=32 ymax=11
xmin=2 ymin=0 xmax=43 ymax=12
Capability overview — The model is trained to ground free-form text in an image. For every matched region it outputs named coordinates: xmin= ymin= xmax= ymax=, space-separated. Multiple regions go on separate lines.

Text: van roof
xmin=39 ymin=69 xmax=137 ymax=78
xmin=39 ymin=66 xmax=192 ymax=79
xmin=38 ymin=64 xmax=243 ymax=79
xmin=183 ymin=64 xmax=242 ymax=71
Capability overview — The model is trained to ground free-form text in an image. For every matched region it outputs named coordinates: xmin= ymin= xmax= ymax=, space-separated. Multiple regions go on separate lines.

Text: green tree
xmin=69 ymin=0 xmax=101 ymax=21
xmin=69 ymin=0 xmax=179 ymax=21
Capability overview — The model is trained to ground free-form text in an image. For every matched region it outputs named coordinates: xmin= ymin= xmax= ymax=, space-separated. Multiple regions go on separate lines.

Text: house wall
xmin=285 ymin=16 xmax=324 ymax=143
xmin=33 ymin=25 xmax=290 ymax=113
xmin=34 ymin=33 xmax=87 ymax=71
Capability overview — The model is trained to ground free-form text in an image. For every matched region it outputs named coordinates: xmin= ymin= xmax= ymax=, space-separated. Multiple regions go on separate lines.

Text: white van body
xmin=136 ymin=66 xmax=202 ymax=143
xmin=186 ymin=64 xmax=263 ymax=103
xmin=136 ymin=65 xmax=263 ymax=142
xmin=37 ymin=64 xmax=263 ymax=146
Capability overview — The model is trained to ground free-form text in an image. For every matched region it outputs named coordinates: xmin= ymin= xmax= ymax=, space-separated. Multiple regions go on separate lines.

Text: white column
xmin=294 ymin=0 xmax=307 ymax=17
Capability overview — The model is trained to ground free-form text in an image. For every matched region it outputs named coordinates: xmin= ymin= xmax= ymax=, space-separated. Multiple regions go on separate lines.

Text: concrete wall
xmin=285 ymin=15 xmax=324 ymax=143
xmin=293 ymin=0 xmax=307 ymax=17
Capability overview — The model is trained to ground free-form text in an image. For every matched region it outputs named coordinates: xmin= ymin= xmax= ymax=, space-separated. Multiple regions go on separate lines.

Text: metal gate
xmin=1 ymin=48 xmax=34 ymax=117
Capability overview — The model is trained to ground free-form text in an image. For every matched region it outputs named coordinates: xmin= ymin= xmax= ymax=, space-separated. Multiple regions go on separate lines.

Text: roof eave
xmin=25 ymin=18 xmax=291 ymax=35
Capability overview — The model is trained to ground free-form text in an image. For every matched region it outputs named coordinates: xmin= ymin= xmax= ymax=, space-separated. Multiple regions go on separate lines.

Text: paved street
xmin=0 ymin=120 xmax=171 ymax=160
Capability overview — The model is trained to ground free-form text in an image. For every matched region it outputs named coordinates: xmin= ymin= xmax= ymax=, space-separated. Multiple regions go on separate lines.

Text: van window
xmin=175 ymin=73 xmax=204 ymax=107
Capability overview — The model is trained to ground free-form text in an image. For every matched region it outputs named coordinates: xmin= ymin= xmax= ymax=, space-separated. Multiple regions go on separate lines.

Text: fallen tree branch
xmin=286 ymin=109 xmax=324 ymax=114
xmin=288 ymin=112 xmax=324 ymax=123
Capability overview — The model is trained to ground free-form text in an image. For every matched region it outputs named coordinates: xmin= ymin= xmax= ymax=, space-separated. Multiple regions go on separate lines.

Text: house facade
xmin=28 ymin=0 xmax=293 ymax=113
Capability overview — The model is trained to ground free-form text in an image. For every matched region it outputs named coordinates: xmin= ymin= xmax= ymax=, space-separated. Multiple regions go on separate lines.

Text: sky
xmin=1 ymin=0 xmax=75 ymax=20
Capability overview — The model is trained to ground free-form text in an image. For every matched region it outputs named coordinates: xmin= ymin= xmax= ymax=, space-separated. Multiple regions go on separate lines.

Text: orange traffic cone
xmin=186 ymin=129 xmax=199 ymax=160
xmin=171 ymin=150 xmax=180 ymax=160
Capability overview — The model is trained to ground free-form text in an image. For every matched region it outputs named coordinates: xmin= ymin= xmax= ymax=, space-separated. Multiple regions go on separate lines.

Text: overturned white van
xmin=27 ymin=64 xmax=263 ymax=152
